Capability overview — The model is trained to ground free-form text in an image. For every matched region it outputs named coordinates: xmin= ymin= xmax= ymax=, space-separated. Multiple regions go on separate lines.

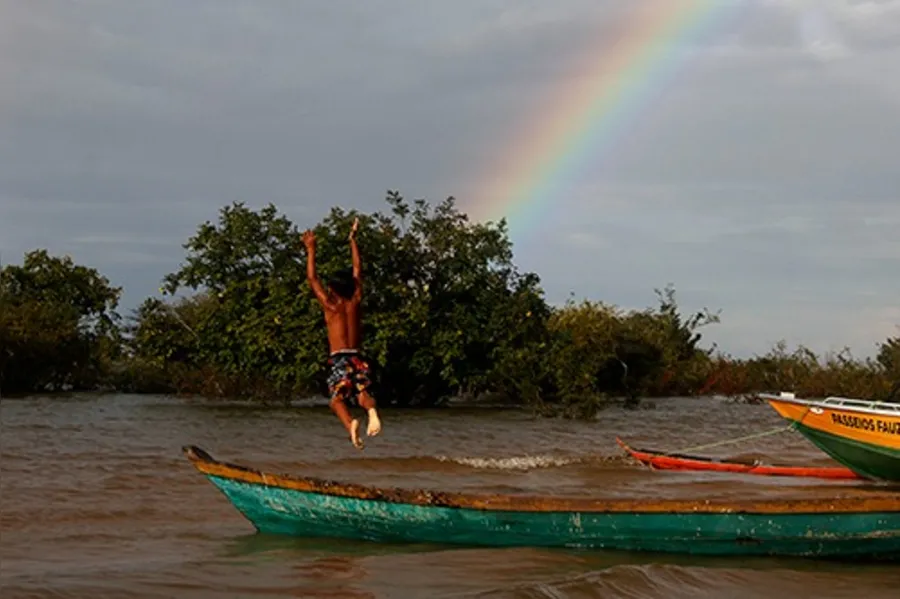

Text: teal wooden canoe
xmin=183 ymin=445 xmax=900 ymax=559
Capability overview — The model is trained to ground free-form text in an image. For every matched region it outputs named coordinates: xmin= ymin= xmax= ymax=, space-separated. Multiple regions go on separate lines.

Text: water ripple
xmin=1 ymin=393 xmax=897 ymax=598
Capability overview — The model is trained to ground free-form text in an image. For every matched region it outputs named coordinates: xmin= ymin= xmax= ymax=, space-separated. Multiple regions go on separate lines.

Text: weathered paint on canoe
xmin=183 ymin=446 xmax=900 ymax=559
xmin=616 ymin=437 xmax=860 ymax=480
xmin=764 ymin=394 xmax=900 ymax=481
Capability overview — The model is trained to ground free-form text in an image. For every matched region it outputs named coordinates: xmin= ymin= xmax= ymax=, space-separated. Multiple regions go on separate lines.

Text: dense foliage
xmin=1 ymin=250 xmax=122 ymax=394
xmin=2 ymin=193 xmax=897 ymax=410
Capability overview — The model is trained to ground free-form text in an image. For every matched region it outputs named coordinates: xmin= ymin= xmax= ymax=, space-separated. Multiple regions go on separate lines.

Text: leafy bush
xmin=129 ymin=192 xmax=545 ymax=406
xmin=0 ymin=250 xmax=121 ymax=393
xmin=3 ymin=194 xmax=896 ymax=412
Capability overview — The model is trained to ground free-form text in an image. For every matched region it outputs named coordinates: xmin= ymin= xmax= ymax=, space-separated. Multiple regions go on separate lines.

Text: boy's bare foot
xmin=350 ymin=419 xmax=364 ymax=449
xmin=366 ymin=408 xmax=381 ymax=437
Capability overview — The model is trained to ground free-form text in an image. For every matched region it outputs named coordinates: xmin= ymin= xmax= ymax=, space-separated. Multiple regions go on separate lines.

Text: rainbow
xmin=466 ymin=1 xmax=741 ymax=236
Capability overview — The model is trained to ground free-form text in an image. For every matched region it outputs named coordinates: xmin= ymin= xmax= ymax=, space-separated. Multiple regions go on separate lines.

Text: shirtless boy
xmin=301 ymin=218 xmax=381 ymax=449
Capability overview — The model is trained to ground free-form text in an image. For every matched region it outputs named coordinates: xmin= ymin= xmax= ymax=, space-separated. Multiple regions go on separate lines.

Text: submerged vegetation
xmin=2 ymin=192 xmax=897 ymax=413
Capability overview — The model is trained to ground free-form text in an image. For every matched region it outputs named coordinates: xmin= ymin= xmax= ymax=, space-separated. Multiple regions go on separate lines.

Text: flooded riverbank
xmin=2 ymin=394 xmax=897 ymax=598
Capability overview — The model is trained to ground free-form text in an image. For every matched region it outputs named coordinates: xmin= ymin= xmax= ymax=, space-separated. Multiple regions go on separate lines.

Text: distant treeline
xmin=2 ymin=192 xmax=897 ymax=415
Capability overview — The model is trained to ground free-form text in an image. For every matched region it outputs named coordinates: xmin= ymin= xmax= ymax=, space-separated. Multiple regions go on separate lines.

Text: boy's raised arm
xmin=349 ymin=218 xmax=362 ymax=290
xmin=302 ymin=230 xmax=334 ymax=310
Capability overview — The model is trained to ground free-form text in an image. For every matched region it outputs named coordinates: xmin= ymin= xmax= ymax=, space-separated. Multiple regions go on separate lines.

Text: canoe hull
xmin=184 ymin=446 xmax=900 ymax=559
xmin=616 ymin=437 xmax=860 ymax=480
xmin=763 ymin=394 xmax=900 ymax=482
xmin=790 ymin=423 xmax=900 ymax=482
xmin=207 ymin=475 xmax=897 ymax=557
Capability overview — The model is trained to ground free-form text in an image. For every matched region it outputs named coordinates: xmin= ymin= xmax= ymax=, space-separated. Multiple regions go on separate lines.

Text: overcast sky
xmin=2 ymin=0 xmax=898 ymax=358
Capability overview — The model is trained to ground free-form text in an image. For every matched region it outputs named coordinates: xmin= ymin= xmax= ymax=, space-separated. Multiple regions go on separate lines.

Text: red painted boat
xmin=616 ymin=437 xmax=861 ymax=480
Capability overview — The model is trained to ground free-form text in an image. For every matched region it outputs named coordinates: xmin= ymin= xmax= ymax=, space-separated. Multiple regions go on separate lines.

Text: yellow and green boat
xmin=183 ymin=445 xmax=900 ymax=559
xmin=762 ymin=392 xmax=900 ymax=482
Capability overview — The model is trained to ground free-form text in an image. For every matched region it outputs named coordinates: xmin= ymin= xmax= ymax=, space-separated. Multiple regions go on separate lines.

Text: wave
xmin=437 ymin=455 xmax=586 ymax=470
xmin=472 ymin=562 xmax=898 ymax=599
xmin=326 ymin=453 xmax=629 ymax=472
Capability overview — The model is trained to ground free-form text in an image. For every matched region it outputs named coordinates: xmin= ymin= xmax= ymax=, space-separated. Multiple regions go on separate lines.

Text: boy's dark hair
xmin=327 ymin=268 xmax=356 ymax=300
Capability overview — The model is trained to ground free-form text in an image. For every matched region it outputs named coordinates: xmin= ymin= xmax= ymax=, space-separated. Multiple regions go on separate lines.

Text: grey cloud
xmin=541 ymin=180 xmax=898 ymax=355
xmin=1 ymin=0 xmax=897 ymax=357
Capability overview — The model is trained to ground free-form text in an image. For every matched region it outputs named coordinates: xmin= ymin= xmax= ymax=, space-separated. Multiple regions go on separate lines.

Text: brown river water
xmin=1 ymin=393 xmax=898 ymax=598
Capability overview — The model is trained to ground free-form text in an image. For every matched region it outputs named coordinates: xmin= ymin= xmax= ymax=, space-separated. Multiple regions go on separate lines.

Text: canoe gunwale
xmin=758 ymin=393 xmax=900 ymax=418
xmin=183 ymin=445 xmax=900 ymax=515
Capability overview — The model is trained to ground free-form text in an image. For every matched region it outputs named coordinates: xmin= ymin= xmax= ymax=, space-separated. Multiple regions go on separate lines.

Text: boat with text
xmin=761 ymin=392 xmax=900 ymax=482
xmin=183 ymin=445 xmax=900 ymax=558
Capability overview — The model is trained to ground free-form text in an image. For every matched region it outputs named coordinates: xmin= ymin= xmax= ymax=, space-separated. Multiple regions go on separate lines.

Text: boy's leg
xmin=348 ymin=355 xmax=380 ymax=437
xmin=357 ymin=389 xmax=381 ymax=437
xmin=327 ymin=355 xmax=363 ymax=449
xmin=330 ymin=391 xmax=363 ymax=449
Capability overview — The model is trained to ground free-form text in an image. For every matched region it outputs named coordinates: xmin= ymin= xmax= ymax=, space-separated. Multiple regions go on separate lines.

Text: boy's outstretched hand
xmin=302 ymin=230 xmax=316 ymax=250
xmin=349 ymin=217 xmax=359 ymax=241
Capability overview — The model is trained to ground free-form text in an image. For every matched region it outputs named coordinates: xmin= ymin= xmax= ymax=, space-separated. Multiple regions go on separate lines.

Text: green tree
xmin=877 ymin=336 xmax=899 ymax=373
xmin=140 ymin=201 xmax=318 ymax=398
xmin=116 ymin=293 xmax=221 ymax=394
xmin=131 ymin=192 xmax=546 ymax=406
xmin=0 ymin=250 xmax=122 ymax=393
xmin=488 ymin=285 xmax=720 ymax=417
xmin=119 ymin=192 xmax=895 ymax=413
xmin=355 ymin=192 xmax=548 ymax=406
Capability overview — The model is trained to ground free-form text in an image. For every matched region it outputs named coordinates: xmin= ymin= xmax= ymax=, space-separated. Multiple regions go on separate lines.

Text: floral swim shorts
xmin=326 ymin=350 xmax=372 ymax=406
